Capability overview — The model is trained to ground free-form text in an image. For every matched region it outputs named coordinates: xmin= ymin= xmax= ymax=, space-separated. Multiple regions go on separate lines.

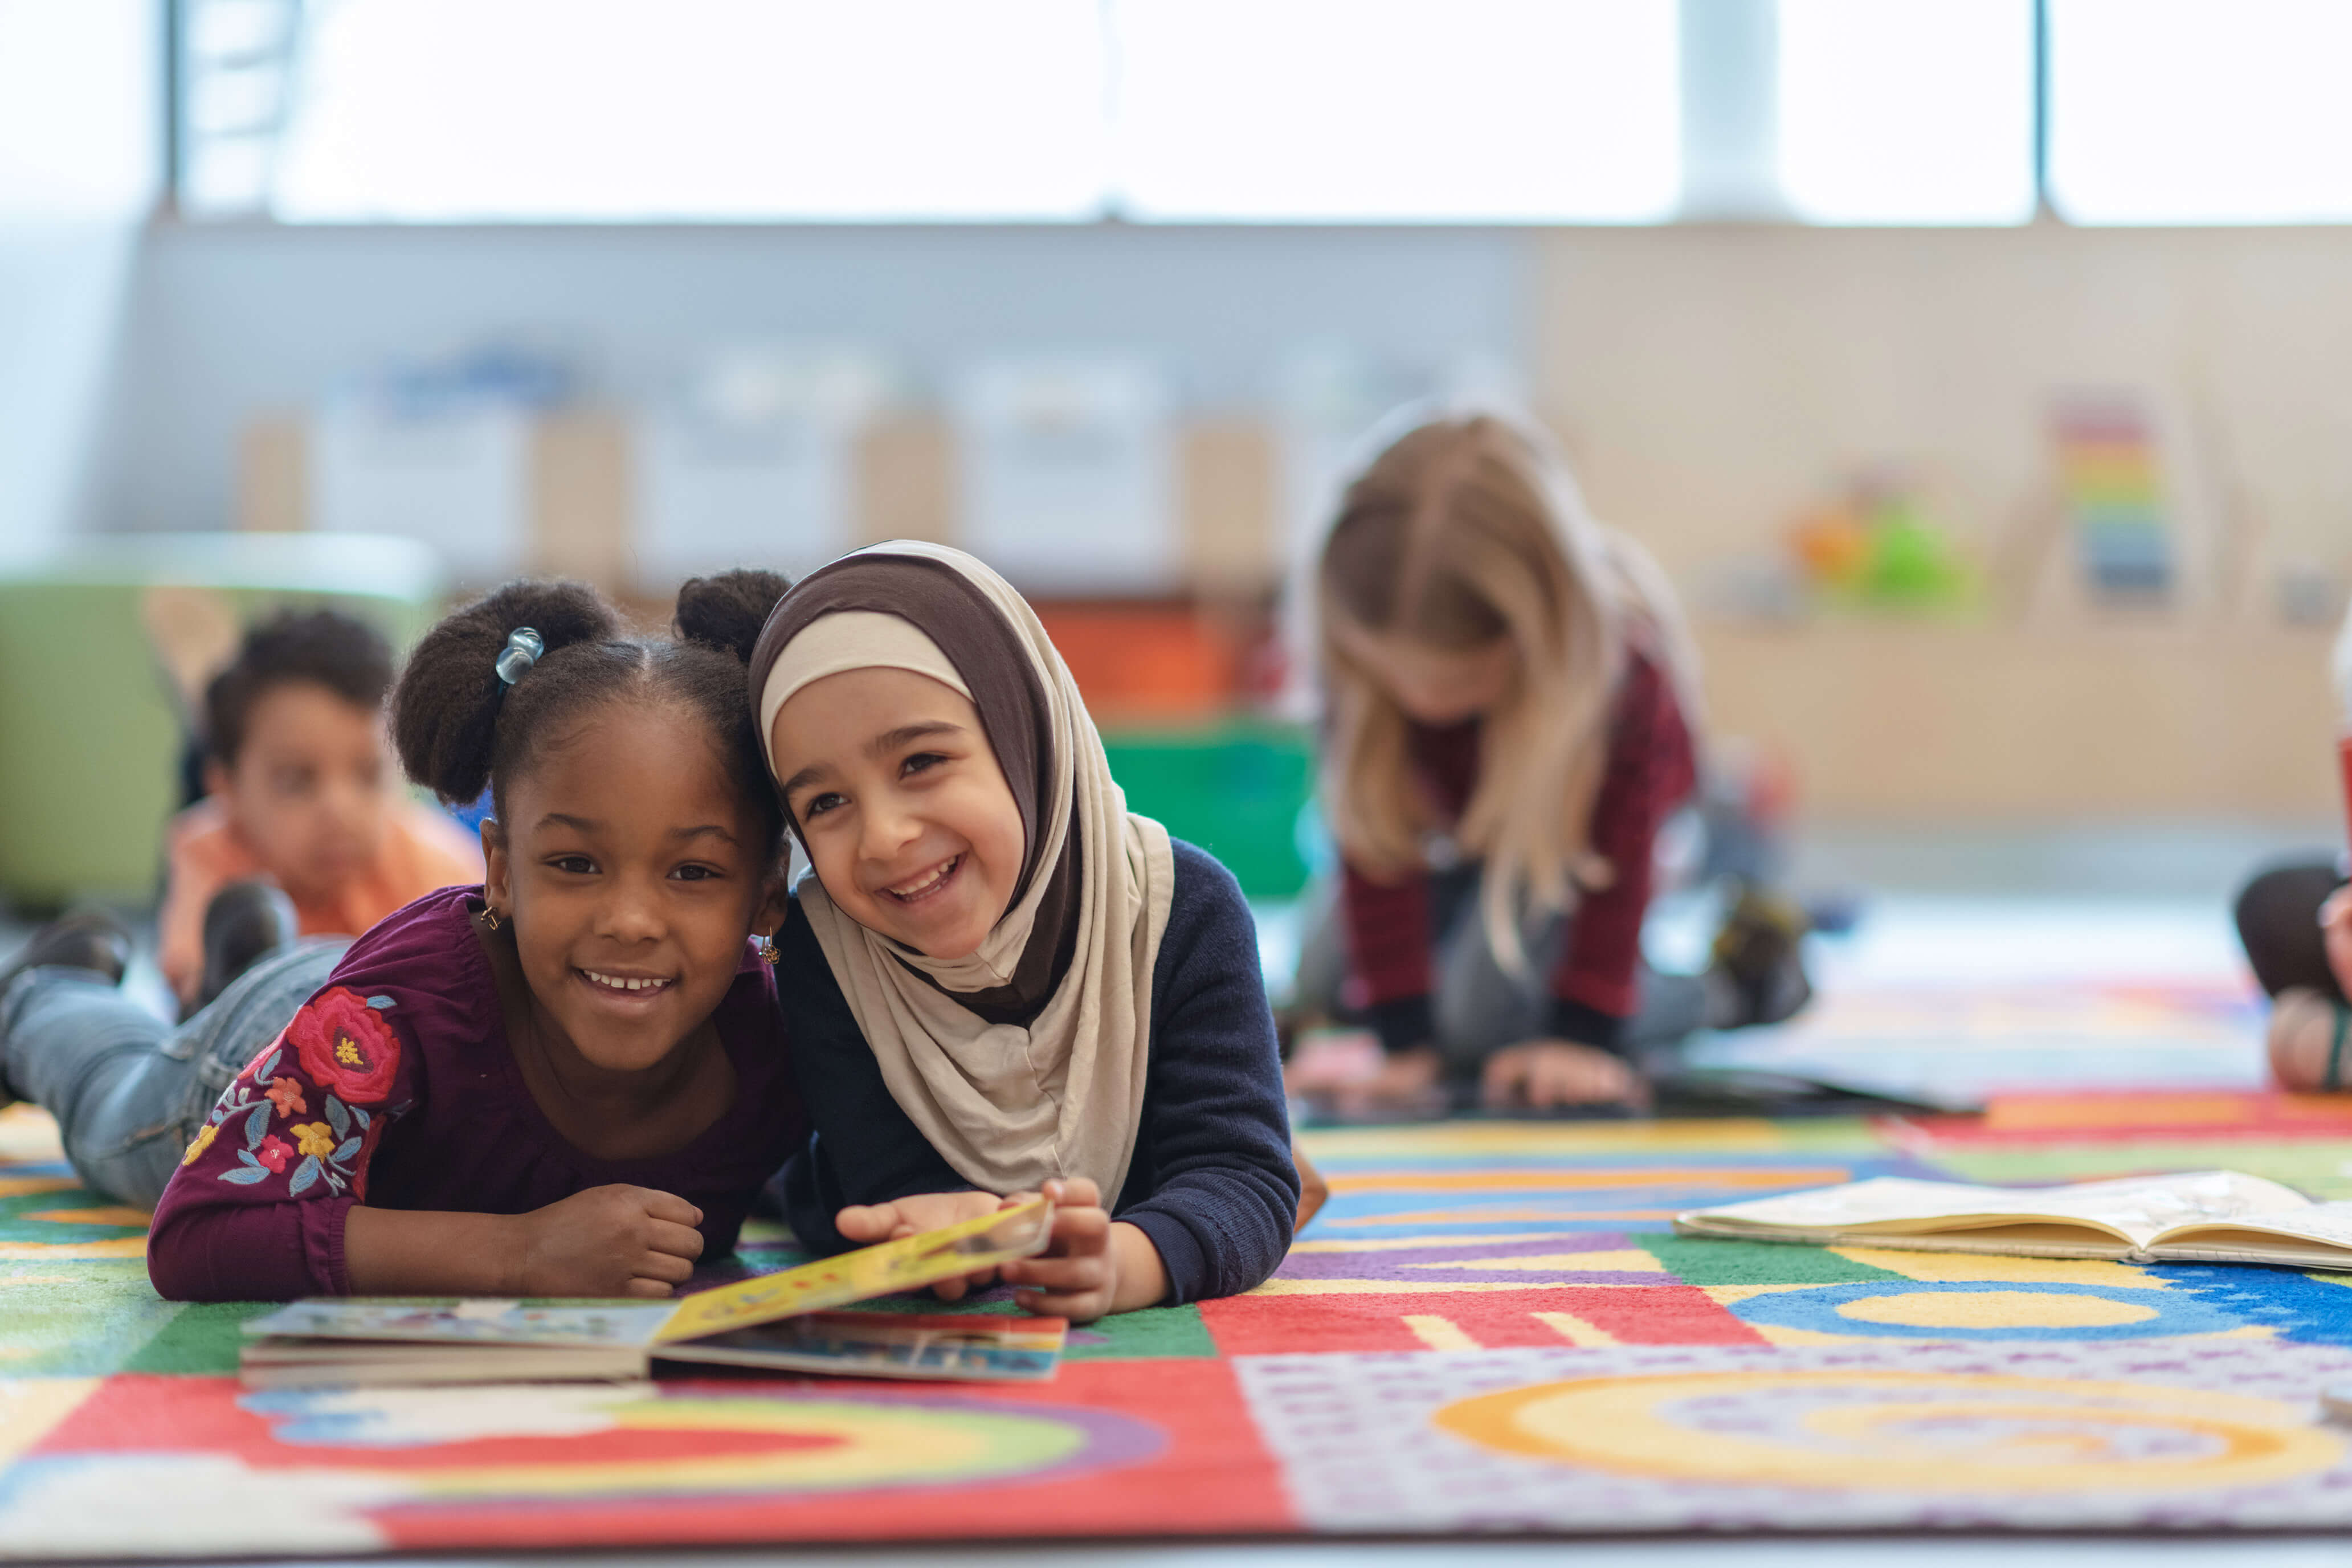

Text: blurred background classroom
xmin=3 ymin=0 xmax=2347 ymax=1092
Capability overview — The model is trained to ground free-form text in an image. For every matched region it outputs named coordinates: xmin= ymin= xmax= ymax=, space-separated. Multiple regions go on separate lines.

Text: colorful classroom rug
xmin=13 ymin=1100 xmax=2352 ymax=1555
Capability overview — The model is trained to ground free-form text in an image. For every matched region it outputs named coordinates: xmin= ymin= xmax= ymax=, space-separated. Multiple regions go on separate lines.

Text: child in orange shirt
xmin=158 ymin=610 xmax=481 ymax=1010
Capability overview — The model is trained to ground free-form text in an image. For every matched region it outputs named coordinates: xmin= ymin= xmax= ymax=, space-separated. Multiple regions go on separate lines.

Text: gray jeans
xmin=1 ymin=940 xmax=346 ymax=1208
xmin=1295 ymin=863 xmax=1707 ymax=1073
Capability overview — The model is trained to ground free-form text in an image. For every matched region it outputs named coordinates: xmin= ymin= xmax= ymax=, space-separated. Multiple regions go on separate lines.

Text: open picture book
xmin=1675 ymin=1170 xmax=2352 ymax=1269
xmin=242 ymin=1197 xmax=1066 ymax=1389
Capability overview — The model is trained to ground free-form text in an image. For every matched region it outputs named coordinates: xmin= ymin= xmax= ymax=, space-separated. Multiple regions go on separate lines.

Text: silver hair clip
xmin=495 ymin=627 xmax=544 ymax=688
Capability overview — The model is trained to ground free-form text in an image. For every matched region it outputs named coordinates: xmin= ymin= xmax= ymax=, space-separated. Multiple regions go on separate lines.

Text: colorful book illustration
xmin=1676 ymin=1170 xmax=2352 ymax=1269
xmin=2053 ymin=398 xmax=2172 ymax=599
xmin=241 ymin=1198 xmax=1061 ymax=1387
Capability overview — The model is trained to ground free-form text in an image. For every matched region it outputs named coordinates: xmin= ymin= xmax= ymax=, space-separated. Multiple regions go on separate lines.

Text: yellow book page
xmin=654 ymin=1197 xmax=1055 ymax=1345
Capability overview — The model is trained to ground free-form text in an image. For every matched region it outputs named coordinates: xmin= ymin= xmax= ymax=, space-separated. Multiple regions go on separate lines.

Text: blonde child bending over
xmin=1298 ymin=412 xmax=1808 ymax=1115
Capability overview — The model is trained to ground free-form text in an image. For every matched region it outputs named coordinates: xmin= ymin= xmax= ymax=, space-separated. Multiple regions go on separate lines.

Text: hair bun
xmin=675 ymin=569 xmax=793 ymax=665
xmin=391 ymin=578 xmax=623 ymax=804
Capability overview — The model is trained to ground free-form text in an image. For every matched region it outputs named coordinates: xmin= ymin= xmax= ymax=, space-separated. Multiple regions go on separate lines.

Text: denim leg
xmin=0 ymin=940 xmax=346 ymax=1208
xmin=2 ymin=967 xmax=187 ymax=1206
xmin=163 ymin=940 xmax=350 ymax=1137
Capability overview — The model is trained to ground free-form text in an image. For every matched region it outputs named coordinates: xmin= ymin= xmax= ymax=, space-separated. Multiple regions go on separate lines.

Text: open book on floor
xmin=1675 ymin=1170 xmax=2352 ymax=1269
xmin=242 ymin=1197 xmax=1065 ymax=1389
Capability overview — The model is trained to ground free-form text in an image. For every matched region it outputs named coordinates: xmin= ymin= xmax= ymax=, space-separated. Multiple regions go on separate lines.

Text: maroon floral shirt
xmin=147 ymin=884 xmax=801 ymax=1302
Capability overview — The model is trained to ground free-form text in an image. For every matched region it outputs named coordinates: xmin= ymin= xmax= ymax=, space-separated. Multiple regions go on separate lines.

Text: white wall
xmin=0 ymin=0 xmax=158 ymax=549
xmin=95 ymin=222 xmax=1528 ymax=534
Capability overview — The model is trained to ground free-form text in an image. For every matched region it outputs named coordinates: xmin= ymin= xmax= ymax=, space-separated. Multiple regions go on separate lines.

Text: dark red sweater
xmin=148 ymin=885 xmax=803 ymax=1302
xmin=1338 ymin=644 xmax=1695 ymax=1053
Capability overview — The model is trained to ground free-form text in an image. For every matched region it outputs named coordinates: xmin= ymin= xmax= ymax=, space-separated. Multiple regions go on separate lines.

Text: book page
xmin=654 ymin=1197 xmax=1056 ymax=1344
xmin=661 ymin=1311 xmax=1068 ymax=1382
xmin=1679 ymin=1170 xmax=2308 ymax=1250
xmin=2154 ymin=1200 xmax=2352 ymax=1254
xmin=242 ymin=1298 xmax=677 ymax=1349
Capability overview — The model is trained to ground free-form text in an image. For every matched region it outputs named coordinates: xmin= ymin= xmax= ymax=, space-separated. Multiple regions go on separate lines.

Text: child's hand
xmin=836 ymin=1189 xmax=1005 ymax=1300
xmin=2323 ymin=887 xmax=2352 ymax=1001
xmin=998 ymin=1177 xmax=1169 ymax=1322
xmin=1481 ymin=1039 xmax=1646 ymax=1112
xmin=514 ymin=1185 xmax=705 ymax=1297
xmin=1333 ymin=1044 xmax=1447 ymax=1117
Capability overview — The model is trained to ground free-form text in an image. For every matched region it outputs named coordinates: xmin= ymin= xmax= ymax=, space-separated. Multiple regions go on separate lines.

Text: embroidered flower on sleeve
xmin=209 ymin=1002 xmax=390 ymax=1197
xmin=288 ymin=987 xmax=402 ymax=1105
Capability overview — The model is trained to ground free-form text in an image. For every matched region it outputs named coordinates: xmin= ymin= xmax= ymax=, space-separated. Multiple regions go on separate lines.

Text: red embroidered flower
xmin=263 ymin=1076 xmax=307 ymax=1117
xmin=288 ymin=988 xmax=402 ymax=1105
xmin=255 ymin=1134 xmax=293 ymax=1174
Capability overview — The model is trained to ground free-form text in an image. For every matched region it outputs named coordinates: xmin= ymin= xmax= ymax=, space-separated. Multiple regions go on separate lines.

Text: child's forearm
xmin=1110 ymin=1220 xmax=1170 ymax=1314
xmin=344 ymin=1206 xmax=527 ymax=1295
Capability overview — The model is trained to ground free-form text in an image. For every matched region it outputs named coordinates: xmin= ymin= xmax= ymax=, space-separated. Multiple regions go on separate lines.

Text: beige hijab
xmin=752 ymin=542 xmax=1175 ymax=1200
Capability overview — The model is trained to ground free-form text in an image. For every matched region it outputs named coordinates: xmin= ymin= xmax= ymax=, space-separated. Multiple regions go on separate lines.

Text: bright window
xmin=260 ymin=0 xmax=1110 ymax=222
xmin=1110 ymin=0 xmax=1682 ymax=223
xmin=2048 ymin=0 xmax=2352 ymax=224
xmin=1775 ymin=0 xmax=2036 ymax=225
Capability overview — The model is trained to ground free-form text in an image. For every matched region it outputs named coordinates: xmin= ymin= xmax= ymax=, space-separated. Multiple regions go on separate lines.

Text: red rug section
xmin=1202 ymin=1284 xmax=1764 ymax=1354
xmin=1893 ymin=1090 xmax=2352 ymax=1146
xmin=34 ymin=1365 xmax=1295 ymax=1547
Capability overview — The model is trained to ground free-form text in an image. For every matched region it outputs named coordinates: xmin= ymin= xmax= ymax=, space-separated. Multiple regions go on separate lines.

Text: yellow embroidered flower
xmin=291 ymin=1121 xmax=338 ymax=1160
xmin=180 ymin=1122 xmax=219 ymax=1166
xmin=335 ymin=1036 xmax=363 ymax=1068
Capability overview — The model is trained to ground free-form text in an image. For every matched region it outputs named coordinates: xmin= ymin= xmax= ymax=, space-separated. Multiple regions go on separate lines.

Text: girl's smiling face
xmin=771 ymin=666 xmax=1026 ymax=961
xmin=483 ymin=701 xmax=780 ymax=1072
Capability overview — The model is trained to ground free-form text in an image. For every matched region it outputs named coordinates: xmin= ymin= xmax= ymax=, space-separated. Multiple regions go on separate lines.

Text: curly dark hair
xmin=390 ymin=569 xmax=794 ymax=863
xmin=204 ymin=609 xmax=395 ymax=766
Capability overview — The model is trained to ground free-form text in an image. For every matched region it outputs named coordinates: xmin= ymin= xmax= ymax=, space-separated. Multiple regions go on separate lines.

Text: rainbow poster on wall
xmin=2052 ymin=397 xmax=2173 ymax=601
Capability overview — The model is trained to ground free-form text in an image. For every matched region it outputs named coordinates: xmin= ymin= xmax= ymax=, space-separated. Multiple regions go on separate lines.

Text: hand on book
xmin=836 ymin=1190 xmax=1007 ymax=1300
xmin=514 ymin=1185 xmax=705 ymax=1298
xmin=1481 ymin=1039 xmax=1647 ymax=1112
xmin=998 ymin=1177 xmax=1169 ymax=1322
xmin=1326 ymin=1044 xmax=1447 ymax=1117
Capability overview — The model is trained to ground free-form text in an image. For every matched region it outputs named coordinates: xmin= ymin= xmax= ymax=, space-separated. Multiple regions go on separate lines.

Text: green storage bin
xmin=0 ymin=534 xmax=446 ymax=909
xmin=1101 ymin=720 xmax=1316 ymax=899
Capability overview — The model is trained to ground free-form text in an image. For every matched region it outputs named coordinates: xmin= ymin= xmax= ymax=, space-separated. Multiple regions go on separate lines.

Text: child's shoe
xmin=196 ymin=880 xmax=299 ymax=1010
xmin=2267 ymin=987 xmax=2352 ymax=1091
xmin=0 ymin=911 xmax=136 ymax=1105
xmin=1705 ymin=884 xmax=1815 ymax=1030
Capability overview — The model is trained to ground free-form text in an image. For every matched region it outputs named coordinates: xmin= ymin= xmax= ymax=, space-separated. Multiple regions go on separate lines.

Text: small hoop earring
xmin=481 ymin=906 xmax=503 ymax=932
xmin=757 ymin=934 xmax=781 ymax=966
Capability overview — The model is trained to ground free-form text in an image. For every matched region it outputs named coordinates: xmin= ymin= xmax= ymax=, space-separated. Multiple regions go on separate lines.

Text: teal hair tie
xmin=2325 ymin=1003 xmax=2350 ymax=1092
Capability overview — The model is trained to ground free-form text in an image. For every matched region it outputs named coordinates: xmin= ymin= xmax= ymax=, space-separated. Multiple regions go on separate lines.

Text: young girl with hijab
xmin=751 ymin=542 xmax=1298 ymax=1321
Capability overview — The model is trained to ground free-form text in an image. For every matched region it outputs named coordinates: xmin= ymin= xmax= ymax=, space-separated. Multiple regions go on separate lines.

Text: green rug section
xmin=1933 ymin=1141 xmax=2352 ymax=1200
xmin=1635 ymin=1234 xmax=1908 ymax=1287
xmin=0 ymin=1259 xmax=182 ymax=1376
xmin=123 ymin=1301 xmax=279 ymax=1376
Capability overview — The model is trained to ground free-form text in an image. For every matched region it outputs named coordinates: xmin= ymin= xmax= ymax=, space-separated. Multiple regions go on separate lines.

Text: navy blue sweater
xmin=773 ymin=839 xmax=1299 ymax=1305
